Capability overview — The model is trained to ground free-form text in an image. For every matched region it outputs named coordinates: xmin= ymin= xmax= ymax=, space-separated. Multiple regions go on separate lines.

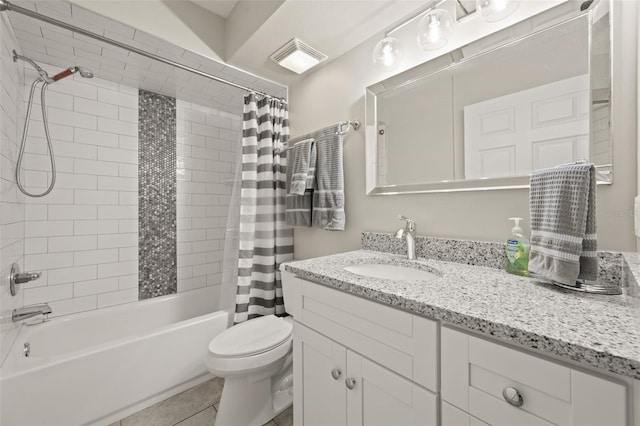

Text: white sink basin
xmin=344 ymin=263 xmax=438 ymax=281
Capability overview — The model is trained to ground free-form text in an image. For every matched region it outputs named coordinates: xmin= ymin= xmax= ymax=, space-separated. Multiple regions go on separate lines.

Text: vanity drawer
xmin=442 ymin=326 xmax=627 ymax=426
xmin=296 ymin=277 xmax=438 ymax=392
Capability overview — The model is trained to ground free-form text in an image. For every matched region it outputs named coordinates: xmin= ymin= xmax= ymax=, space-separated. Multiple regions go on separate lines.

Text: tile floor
xmin=108 ymin=378 xmax=293 ymax=426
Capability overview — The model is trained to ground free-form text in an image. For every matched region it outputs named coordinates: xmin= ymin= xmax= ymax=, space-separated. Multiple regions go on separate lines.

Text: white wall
xmin=176 ymin=100 xmax=241 ymax=307
xmin=21 ymin=70 xmax=140 ymax=316
xmin=289 ymin=0 xmax=638 ymax=259
xmin=0 ymin=13 xmax=26 ymax=365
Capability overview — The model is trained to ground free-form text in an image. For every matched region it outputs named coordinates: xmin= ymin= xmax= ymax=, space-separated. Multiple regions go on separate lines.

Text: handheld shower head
xmin=77 ymin=67 xmax=94 ymax=78
xmin=51 ymin=66 xmax=94 ymax=82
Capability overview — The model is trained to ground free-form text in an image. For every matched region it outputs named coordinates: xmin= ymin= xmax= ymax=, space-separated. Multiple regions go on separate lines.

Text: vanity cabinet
xmin=296 ymin=323 xmax=437 ymax=425
xmin=441 ymin=326 xmax=627 ymax=426
xmin=285 ymin=274 xmax=438 ymax=425
xmin=283 ymin=271 xmax=632 ymax=426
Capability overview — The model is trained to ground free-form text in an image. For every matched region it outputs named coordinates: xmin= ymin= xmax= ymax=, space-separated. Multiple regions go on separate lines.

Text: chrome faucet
xmin=12 ymin=304 xmax=52 ymax=322
xmin=396 ymin=215 xmax=416 ymax=260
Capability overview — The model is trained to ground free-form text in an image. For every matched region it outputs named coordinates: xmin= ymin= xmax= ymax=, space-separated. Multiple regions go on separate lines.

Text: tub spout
xmin=12 ymin=303 xmax=52 ymax=322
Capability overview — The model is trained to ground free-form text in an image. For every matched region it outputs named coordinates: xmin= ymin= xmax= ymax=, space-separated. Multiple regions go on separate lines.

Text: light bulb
xmin=372 ymin=36 xmax=403 ymax=71
xmin=477 ymin=0 xmax=519 ymax=22
xmin=417 ymin=9 xmax=454 ymax=51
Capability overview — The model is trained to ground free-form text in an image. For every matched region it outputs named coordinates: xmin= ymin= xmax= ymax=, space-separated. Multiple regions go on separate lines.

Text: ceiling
xmin=190 ymin=0 xmax=240 ymax=19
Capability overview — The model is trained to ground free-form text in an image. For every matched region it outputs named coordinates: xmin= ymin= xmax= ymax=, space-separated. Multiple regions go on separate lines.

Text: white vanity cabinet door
xmin=294 ymin=322 xmax=347 ymax=426
xmin=346 ymin=350 xmax=437 ymax=426
xmin=441 ymin=326 xmax=628 ymax=426
xmin=295 ymin=323 xmax=437 ymax=426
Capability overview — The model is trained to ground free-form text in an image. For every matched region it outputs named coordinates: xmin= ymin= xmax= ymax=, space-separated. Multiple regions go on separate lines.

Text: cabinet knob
xmin=331 ymin=368 xmax=342 ymax=380
xmin=345 ymin=378 xmax=357 ymax=390
xmin=502 ymin=387 xmax=524 ymax=407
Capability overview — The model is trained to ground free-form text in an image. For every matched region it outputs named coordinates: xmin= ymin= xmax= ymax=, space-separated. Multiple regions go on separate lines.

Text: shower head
xmin=12 ymin=50 xmax=94 ymax=83
xmin=52 ymin=66 xmax=94 ymax=82
xmin=77 ymin=67 xmax=94 ymax=79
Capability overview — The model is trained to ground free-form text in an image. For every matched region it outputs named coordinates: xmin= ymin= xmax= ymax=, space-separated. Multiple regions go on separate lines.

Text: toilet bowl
xmin=206 ymin=315 xmax=294 ymax=426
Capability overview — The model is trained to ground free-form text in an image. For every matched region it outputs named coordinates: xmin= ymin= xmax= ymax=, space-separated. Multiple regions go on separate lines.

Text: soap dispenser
xmin=505 ymin=217 xmax=530 ymax=277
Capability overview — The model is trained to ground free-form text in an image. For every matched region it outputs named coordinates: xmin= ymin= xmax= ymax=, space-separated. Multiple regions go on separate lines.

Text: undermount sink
xmin=343 ymin=263 xmax=438 ymax=281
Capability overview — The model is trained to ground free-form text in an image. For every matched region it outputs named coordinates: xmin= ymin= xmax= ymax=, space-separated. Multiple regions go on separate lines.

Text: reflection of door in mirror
xmin=464 ymin=75 xmax=589 ymax=179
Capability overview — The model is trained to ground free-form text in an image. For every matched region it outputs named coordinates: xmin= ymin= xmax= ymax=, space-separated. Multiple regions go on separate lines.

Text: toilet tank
xmin=280 ymin=268 xmax=302 ymax=318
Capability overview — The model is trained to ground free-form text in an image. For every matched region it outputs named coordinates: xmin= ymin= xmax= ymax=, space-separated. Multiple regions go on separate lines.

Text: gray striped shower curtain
xmin=234 ymin=93 xmax=293 ymax=324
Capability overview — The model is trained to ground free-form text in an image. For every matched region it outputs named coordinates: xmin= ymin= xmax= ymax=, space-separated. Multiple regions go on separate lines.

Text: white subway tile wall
xmin=22 ymin=68 xmax=139 ymax=318
xmin=0 ymin=13 xmax=26 ymax=365
xmin=176 ymin=100 xmax=241 ymax=302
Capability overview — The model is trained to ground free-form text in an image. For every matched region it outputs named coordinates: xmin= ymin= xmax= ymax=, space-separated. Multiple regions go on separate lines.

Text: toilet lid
xmin=209 ymin=315 xmax=293 ymax=358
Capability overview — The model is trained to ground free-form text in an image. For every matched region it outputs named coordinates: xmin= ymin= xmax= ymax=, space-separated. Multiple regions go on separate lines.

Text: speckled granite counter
xmin=283 ymin=250 xmax=640 ymax=380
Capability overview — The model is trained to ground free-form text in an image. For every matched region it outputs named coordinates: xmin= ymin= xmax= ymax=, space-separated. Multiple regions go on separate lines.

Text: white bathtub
xmin=0 ymin=287 xmax=230 ymax=426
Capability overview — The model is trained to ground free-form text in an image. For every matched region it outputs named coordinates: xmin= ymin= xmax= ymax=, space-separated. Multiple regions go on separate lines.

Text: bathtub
xmin=0 ymin=287 xmax=230 ymax=426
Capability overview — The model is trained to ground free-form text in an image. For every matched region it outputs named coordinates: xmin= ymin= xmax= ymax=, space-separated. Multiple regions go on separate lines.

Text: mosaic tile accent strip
xmin=139 ymin=90 xmax=177 ymax=299
xmin=361 ymin=232 xmax=624 ymax=286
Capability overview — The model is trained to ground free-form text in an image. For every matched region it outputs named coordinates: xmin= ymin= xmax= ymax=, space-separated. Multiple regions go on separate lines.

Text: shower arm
xmin=0 ymin=0 xmax=285 ymax=102
xmin=12 ymin=49 xmax=52 ymax=83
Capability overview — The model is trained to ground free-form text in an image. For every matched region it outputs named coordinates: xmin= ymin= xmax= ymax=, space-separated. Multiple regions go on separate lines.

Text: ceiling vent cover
xmin=270 ymin=38 xmax=328 ymax=74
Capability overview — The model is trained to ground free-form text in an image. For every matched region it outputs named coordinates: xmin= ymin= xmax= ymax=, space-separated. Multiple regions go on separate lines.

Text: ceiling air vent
xmin=270 ymin=38 xmax=328 ymax=75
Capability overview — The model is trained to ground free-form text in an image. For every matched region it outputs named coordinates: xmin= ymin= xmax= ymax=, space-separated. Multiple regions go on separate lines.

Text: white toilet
xmin=206 ymin=314 xmax=294 ymax=426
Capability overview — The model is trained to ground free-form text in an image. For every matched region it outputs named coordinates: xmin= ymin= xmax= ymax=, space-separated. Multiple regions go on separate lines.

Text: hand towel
xmin=311 ymin=124 xmax=345 ymax=231
xmin=285 ymin=135 xmax=316 ymax=227
xmin=528 ymin=162 xmax=597 ymax=286
xmin=286 ymin=138 xmax=315 ymax=195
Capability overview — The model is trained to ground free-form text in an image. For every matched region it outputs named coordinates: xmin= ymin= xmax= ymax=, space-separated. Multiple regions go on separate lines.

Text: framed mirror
xmin=365 ymin=1 xmax=611 ymax=195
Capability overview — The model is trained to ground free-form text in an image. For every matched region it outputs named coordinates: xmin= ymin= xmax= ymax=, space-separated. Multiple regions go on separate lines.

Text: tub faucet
xmin=396 ymin=215 xmax=416 ymax=260
xmin=12 ymin=304 xmax=52 ymax=322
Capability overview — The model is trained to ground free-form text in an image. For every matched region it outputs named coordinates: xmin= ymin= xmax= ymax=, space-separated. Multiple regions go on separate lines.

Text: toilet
xmin=206 ymin=315 xmax=294 ymax=426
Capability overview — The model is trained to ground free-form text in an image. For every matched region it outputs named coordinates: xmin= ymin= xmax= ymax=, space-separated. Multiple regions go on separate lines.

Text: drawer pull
xmin=331 ymin=368 xmax=342 ymax=380
xmin=345 ymin=378 xmax=357 ymax=390
xmin=502 ymin=387 xmax=524 ymax=407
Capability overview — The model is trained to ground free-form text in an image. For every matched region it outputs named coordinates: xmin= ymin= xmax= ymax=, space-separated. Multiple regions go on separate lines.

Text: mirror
xmin=365 ymin=1 xmax=611 ymax=195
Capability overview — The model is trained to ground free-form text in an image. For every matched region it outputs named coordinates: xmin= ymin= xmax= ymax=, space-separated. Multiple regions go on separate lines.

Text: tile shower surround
xmin=9 ymin=68 xmax=241 ymax=319
xmin=0 ymin=13 xmax=26 ymax=365
xmin=138 ymin=90 xmax=177 ymax=299
xmin=21 ymin=71 xmax=140 ymax=314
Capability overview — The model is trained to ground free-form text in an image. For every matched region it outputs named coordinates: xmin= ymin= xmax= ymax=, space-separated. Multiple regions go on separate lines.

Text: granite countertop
xmin=283 ymin=249 xmax=640 ymax=380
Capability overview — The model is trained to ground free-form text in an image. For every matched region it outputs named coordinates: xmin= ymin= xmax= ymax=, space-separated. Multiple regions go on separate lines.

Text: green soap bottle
xmin=505 ymin=217 xmax=530 ymax=277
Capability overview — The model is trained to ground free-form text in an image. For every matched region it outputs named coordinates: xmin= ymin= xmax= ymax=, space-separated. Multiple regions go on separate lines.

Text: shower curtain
xmin=233 ymin=93 xmax=293 ymax=324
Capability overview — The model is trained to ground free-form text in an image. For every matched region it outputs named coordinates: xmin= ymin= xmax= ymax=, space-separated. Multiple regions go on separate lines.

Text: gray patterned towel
xmin=287 ymin=138 xmax=315 ymax=195
xmin=285 ymin=135 xmax=316 ymax=227
xmin=529 ymin=162 xmax=597 ymax=286
xmin=312 ymin=124 xmax=345 ymax=231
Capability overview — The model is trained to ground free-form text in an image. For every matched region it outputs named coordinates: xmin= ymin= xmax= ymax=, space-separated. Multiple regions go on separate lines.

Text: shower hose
xmin=15 ymin=77 xmax=56 ymax=197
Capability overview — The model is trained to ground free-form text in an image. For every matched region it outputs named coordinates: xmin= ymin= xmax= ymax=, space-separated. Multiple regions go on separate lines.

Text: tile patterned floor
xmin=108 ymin=378 xmax=293 ymax=426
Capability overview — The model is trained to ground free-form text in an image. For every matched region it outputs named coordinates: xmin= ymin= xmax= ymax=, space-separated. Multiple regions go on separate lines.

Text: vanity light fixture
xmin=372 ymin=0 xmax=519 ymax=71
xmin=270 ymin=38 xmax=328 ymax=74
xmin=476 ymin=0 xmax=519 ymax=22
xmin=417 ymin=8 xmax=455 ymax=51
xmin=372 ymin=0 xmax=456 ymax=71
xmin=372 ymin=36 xmax=403 ymax=71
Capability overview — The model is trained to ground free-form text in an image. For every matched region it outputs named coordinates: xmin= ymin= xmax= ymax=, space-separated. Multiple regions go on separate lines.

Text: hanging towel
xmin=528 ymin=162 xmax=597 ymax=286
xmin=286 ymin=138 xmax=315 ymax=195
xmin=285 ymin=135 xmax=316 ymax=227
xmin=312 ymin=124 xmax=345 ymax=231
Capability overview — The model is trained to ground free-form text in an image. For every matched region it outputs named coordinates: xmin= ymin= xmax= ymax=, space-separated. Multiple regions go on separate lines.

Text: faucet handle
xmin=397 ymin=215 xmax=416 ymax=232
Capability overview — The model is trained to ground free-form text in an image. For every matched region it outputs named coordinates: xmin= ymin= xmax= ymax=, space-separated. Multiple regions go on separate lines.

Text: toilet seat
xmin=206 ymin=316 xmax=293 ymax=376
xmin=209 ymin=315 xmax=293 ymax=358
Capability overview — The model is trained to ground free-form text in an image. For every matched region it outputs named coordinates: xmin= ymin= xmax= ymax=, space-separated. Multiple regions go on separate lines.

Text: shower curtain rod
xmin=0 ymin=0 xmax=286 ymax=101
